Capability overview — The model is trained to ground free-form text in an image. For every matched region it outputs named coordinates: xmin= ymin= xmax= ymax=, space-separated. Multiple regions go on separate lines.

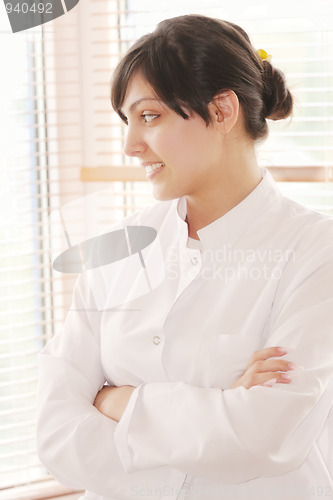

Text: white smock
xmin=37 ymin=169 xmax=333 ymax=500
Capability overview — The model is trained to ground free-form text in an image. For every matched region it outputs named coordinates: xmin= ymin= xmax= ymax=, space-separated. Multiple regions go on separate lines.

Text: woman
xmin=37 ymin=15 xmax=333 ymax=500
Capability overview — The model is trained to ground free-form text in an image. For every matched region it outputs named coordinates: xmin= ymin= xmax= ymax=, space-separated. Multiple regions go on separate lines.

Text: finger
xmin=245 ymin=372 xmax=292 ymax=389
xmin=248 ymin=346 xmax=289 ymax=366
xmin=262 ymin=378 xmax=277 ymax=387
xmin=262 ymin=372 xmax=293 ymax=385
xmin=251 ymin=359 xmax=295 ymax=374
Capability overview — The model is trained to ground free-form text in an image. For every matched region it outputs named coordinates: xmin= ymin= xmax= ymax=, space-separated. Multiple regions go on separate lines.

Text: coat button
xmin=153 ymin=336 xmax=161 ymax=345
xmin=191 ymin=256 xmax=198 ymax=265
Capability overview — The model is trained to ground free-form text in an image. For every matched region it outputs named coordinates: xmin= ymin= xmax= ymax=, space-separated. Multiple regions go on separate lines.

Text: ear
xmin=209 ymin=90 xmax=239 ymax=134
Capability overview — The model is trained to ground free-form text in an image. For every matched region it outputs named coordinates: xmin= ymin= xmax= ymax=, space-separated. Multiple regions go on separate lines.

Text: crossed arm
xmin=37 ymin=239 xmax=333 ymax=492
xmin=94 ymin=345 xmax=296 ymax=421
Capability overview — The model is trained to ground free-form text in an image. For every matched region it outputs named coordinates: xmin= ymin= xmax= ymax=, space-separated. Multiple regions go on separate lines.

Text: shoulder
xmin=271 ymin=194 xmax=333 ymax=299
xmin=277 ymin=194 xmax=333 ymax=251
xmin=261 ymin=170 xmax=333 ymax=249
xmin=252 ymin=170 xmax=333 ymax=252
xmin=74 ymin=199 xmax=178 ymax=306
xmin=257 ymin=179 xmax=333 ymax=289
xmin=267 ymin=194 xmax=333 ymax=323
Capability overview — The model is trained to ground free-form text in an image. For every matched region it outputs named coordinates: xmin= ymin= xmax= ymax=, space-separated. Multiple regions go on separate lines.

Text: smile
xmin=145 ymin=162 xmax=165 ymax=175
xmin=145 ymin=162 xmax=165 ymax=177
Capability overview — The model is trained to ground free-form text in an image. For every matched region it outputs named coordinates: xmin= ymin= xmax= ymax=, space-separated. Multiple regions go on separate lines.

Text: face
xmin=120 ymin=72 xmax=224 ymax=202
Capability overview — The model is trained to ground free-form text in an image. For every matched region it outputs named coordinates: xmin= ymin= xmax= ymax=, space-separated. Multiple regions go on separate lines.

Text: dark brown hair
xmin=111 ymin=15 xmax=293 ymax=141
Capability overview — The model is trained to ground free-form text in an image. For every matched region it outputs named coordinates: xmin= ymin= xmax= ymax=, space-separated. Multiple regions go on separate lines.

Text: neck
xmin=185 ymin=148 xmax=262 ymax=240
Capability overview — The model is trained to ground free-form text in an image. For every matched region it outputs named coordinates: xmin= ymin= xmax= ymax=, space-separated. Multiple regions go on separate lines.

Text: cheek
xmin=160 ymin=125 xmax=210 ymax=166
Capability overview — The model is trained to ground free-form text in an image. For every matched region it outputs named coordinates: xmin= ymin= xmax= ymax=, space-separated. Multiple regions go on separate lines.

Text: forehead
xmin=121 ymin=72 xmax=163 ymax=115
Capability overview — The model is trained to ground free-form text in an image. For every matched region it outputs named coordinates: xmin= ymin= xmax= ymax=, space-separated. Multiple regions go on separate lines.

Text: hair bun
xmin=262 ymin=60 xmax=293 ymax=120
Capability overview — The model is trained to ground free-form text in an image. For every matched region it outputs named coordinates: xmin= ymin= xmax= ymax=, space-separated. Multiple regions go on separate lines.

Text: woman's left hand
xmin=93 ymin=385 xmax=135 ymax=422
xmin=231 ymin=346 xmax=295 ymax=389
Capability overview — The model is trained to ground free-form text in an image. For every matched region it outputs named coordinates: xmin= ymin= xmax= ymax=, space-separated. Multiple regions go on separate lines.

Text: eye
xmin=142 ymin=113 xmax=159 ymax=123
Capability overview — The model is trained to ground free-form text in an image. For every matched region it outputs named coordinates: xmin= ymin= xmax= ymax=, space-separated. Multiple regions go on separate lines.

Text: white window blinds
xmin=0 ymin=9 xmax=85 ymax=498
xmin=1 ymin=0 xmax=332 ymax=498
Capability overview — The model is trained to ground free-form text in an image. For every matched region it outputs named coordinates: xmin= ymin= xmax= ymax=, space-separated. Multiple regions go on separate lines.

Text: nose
xmin=123 ymin=123 xmax=146 ymax=158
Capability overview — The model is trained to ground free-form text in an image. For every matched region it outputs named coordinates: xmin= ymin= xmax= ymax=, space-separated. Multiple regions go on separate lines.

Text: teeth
xmin=145 ymin=162 xmax=165 ymax=174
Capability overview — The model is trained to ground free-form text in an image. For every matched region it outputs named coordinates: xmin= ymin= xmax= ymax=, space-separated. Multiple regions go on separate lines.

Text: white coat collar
xmin=176 ymin=168 xmax=282 ymax=250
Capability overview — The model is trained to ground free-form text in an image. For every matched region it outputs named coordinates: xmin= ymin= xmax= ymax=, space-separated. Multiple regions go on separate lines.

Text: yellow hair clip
xmin=257 ymin=49 xmax=272 ymax=63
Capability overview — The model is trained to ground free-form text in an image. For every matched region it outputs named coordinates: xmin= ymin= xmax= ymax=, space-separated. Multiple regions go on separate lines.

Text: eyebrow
xmin=121 ymin=98 xmax=163 ymax=116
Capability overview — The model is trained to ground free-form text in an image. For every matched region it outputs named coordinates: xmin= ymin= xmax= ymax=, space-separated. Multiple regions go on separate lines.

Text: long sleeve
xmin=114 ymin=242 xmax=333 ymax=482
xmin=36 ymin=273 xmax=138 ymax=496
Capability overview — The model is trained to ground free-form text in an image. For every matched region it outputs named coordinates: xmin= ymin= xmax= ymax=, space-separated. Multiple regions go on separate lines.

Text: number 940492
xmin=5 ymin=2 xmax=52 ymax=13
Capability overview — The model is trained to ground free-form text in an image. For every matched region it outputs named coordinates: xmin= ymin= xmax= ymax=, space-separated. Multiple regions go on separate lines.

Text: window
xmin=1 ymin=1 xmax=332 ymax=498
xmin=0 ymin=10 xmax=85 ymax=499
xmin=0 ymin=27 xmax=53 ymax=493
